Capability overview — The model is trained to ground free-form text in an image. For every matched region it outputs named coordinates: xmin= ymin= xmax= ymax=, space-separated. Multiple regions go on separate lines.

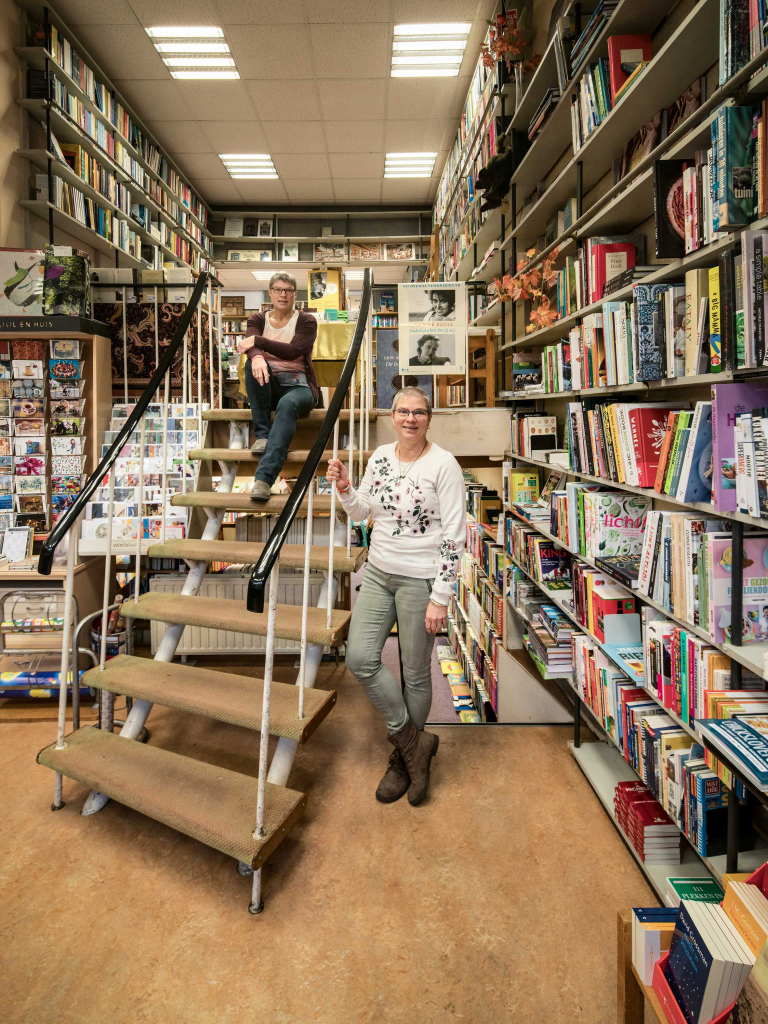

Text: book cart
xmin=13 ymin=4 xmax=213 ymax=274
xmin=471 ymin=0 xmax=768 ymax=906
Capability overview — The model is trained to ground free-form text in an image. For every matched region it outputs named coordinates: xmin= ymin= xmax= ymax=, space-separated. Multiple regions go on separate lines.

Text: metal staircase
xmin=36 ymin=268 xmax=374 ymax=913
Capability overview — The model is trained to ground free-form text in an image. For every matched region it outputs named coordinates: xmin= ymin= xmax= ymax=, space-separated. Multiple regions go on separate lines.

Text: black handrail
xmin=247 ymin=268 xmax=372 ymax=613
xmin=38 ymin=271 xmax=210 ymax=575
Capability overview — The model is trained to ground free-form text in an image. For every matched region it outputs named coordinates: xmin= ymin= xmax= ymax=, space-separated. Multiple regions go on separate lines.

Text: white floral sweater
xmin=338 ymin=442 xmax=466 ymax=605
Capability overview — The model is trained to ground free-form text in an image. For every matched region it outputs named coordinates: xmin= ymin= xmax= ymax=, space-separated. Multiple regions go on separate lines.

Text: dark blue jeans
xmin=243 ymin=359 xmax=316 ymax=485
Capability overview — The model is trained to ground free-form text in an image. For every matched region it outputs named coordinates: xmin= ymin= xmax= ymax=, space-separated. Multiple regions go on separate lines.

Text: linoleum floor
xmin=2 ymin=656 xmax=656 ymax=1023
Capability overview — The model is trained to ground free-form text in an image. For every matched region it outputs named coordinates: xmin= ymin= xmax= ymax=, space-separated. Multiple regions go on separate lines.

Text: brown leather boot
xmin=389 ymin=720 xmax=439 ymax=806
xmin=376 ymin=746 xmax=410 ymax=803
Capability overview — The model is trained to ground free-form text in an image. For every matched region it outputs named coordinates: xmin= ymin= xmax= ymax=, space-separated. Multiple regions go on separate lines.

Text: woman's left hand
xmin=425 ymin=601 xmax=447 ymax=634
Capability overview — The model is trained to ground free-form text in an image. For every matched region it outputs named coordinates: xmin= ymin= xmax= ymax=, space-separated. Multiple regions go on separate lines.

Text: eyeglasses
xmin=393 ymin=409 xmax=429 ymax=419
xmin=271 ymin=287 xmax=296 ymax=295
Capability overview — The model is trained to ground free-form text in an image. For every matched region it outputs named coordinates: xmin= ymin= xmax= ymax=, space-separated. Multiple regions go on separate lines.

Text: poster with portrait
xmin=397 ymin=282 xmax=466 ymax=375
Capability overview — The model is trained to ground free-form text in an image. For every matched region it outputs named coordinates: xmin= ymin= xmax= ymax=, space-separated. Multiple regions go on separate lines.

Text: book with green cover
xmin=666 ymin=877 xmax=725 ymax=906
xmin=664 ymin=411 xmax=692 ymax=493
xmin=716 ymin=104 xmax=755 ymax=228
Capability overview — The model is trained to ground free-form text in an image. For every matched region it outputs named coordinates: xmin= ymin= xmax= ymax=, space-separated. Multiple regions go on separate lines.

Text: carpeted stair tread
xmin=122 ymin=592 xmax=352 ymax=646
xmin=147 ymin=538 xmax=368 ymax=572
xmin=189 ymin=448 xmax=374 ymax=464
xmin=170 ymin=491 xmax=336 ymax=513
xmin=82 ymin=655 xmax=336 ymax=743
xmin=203 ymin=408 xmax=376 ymax=422
xmin=37 ymin=726 xmax=305 ymax=867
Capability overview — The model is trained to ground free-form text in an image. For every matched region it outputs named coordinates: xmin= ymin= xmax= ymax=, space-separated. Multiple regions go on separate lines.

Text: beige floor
xmin=2 ymin=657 xmax=658 ymax=1023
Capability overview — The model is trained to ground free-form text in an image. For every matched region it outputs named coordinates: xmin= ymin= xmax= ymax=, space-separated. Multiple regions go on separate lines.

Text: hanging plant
xmin=481 ymin=14 xmax=541 ymax=75
xmin=495 ymin=247 xmax=560 ymax=333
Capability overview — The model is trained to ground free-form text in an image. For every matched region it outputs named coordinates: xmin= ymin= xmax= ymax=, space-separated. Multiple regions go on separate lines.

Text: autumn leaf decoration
xmin=481 ymin=14 xmax=541 ymax=75
xmin=495 ymin=247 xmax=560 ymax=334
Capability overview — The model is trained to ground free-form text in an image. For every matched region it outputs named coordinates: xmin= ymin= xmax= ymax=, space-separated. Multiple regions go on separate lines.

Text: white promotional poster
xmin=397 ymin=282 xmax=466 ymax=375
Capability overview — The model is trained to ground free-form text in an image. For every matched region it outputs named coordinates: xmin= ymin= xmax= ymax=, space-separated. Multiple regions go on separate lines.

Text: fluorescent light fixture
xmin=391 ymin=68 xmax=459 ymax=77
xmin=221 ymin=153 xmax=279 ymax=179
xmin=147 ymin=27 xmax=239 ymax=78
xmin=162 ymin=57 xmax=236 ymax=67
xmin=385 ymin=152 xmax=436 ymax=178
xmin=394 ymin=23 xmax=471 ymax=34
xmin=391 ymin=22 xmax=470 ymax=76
xmin=171 ymin=70 xmax=240 ymax=79
xmin=344 ymin=270 xmax=365 ymax=279
xmin=147 ymin=26 xmax=224 ymax=37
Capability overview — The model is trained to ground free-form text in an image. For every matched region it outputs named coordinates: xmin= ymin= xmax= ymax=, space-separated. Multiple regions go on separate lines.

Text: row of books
xmin=447 ymin=602 xmax=495 ymax=721
xmin=719 ymin=0 xmax=767 ymax=85
xmin=59 ymin=143 xmax=131 ymax=215
xmin=614 ymin=780 xmax=681 ymax=865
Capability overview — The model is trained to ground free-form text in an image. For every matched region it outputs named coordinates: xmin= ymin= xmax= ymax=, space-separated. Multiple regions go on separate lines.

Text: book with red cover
xmin=607 ymin=34 xmax=652 ymax=104
xmin=590 ymin=242 xmax=637 ymax=303
xmin=628 ymin=405 xmax=678 ymax=487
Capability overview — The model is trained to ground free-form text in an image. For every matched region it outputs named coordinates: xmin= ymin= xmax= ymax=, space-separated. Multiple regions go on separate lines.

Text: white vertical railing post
xmin=161 ymin=369 xmax=170 ymax=543
xmin=121 ymin=286 xmax=128 ymax=404
xmin=359 ymin=328 xmax=365 ymax=482
xmin=250 ymin=557 xmax=280 ymax=914
xmin=52 ymin=513 xmax=80 ymax=807
xmin=297 ymin=483 xmax=313 ymax=720
xmin=154 ymin=285 xmax=159 ymax=371
xmin=196 ymin=294 xmax=203 ymax=439
xmin=98 ymin=466 xmax=116 ymax=730
xmin=134 ymin=416 xmax=147 ymax=608
xmin=326 ymin=420 xmax=339 ymax=629
xmin=182 ymin=328 xmax=189 ymax=494
xmin=207 ymin=279 xmax=214 ymax=410
xmin=347 ymin=366 xmax=355 ymax=558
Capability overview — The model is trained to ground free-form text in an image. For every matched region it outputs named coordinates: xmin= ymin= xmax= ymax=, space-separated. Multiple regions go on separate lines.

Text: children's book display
xmin=79 ymin=401 xmax=205 ymax=554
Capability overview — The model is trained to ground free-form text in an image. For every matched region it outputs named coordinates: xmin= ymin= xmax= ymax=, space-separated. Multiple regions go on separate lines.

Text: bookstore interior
xmin=16 ymin=0 xmax=768 ymax=1019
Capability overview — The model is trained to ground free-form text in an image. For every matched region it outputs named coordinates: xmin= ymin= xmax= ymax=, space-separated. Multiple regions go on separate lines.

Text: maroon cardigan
xmin=243 ymin=310 xmax=319 ymax=404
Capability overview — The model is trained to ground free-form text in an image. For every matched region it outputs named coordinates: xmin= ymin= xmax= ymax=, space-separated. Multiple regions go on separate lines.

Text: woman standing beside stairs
xmin=327 ymin=386 xmax=466 ymax=806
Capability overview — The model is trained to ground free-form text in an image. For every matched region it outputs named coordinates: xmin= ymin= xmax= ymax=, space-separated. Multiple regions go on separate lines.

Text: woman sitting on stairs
xmin=327 ymin=386 xmax=466 ymax=806
xmin=238 ymin=271 xmax=319 ymax=501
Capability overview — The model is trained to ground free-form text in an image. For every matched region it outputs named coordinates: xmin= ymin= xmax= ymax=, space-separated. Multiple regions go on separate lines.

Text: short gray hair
xmin=269 ymin=271 xmax=297 ymax=291
xmin=392 ymin=386 xmax=432 ymax=417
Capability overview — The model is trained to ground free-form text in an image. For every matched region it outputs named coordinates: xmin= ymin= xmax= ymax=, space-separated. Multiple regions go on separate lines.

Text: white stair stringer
xmin=81 ymin=463 xmax=239 ymax=817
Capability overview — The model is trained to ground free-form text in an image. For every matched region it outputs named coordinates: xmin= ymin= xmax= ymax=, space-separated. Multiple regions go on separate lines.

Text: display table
xmin=617 ymin=908 xmax=666 ymax=1023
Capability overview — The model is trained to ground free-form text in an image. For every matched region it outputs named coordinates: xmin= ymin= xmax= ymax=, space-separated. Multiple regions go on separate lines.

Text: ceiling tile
xmin=112 ymin=79 xmax=195 ymax=120
xmin=53 ymin=0 xmax=138 ymax=24
xmin=317 ymin=80 xmax=386 ymax=120
xmin=199 ymin=121 xmax=269 ymax=152
xmin=271 ymin=153 xmax=331 ymax=179
xmin=386 ymin=78 xmax=465 ymax=120
xmin=144 ymin=120 xmax=215 ymax=154
xmin=173 ymin=153 xmax=230 ymax=178
xmin=126 ymin=0 xmax=221 ymax=23
xmin=214 ymin=0 xmax=305 ymax=21
xmin=263 ymin=122 xmax=327 ymax=154
xmin=73 ymin=25 xmax=169 ymax=79
xmin=381 ymin=178 xmax=431 ymax=203
xmin=391 ymin=0 xmax=487 ymax=19
xmin=192 ymin=178 xmax=245 ymax=203
xmin=328 ymin=152 xmax=382 ymax=178
xmin=245 ymin=81 xmax=322 ymax=121
xmin=309 ymin=25 xmax=390 ymax=78
xmin=331 ymin=179 xmax=383 ymax=202
xmin=384 ymin=119 xmax=455 ymax=152
xmin=170 ymin=81 xmax=259 ymax=122
xmin=307 ymin=0 xmax=391 ymax=22
xmin=229 ymin=26 xmax=314 ymax=80
xmin=323 ymin=121 xmax=385 ymax=153
xmin=283 ymin=180 xmax=336 ymax=203
xmin=233 ymin=179 xmax=290 ymax=204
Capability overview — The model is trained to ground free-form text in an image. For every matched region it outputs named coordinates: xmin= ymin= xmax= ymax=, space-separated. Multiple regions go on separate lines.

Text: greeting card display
xmin=49 ymin=358 xmax=81 ymax=379
xmin=12 ymin=360 xmax=43 ymax=378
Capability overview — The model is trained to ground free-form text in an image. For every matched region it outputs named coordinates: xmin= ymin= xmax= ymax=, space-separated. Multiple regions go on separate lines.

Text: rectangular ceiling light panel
xmin=221 ymin=154 xmax=279 ymax=179
xmin=147 ymin=27 xmax=240 ymax=78
xmin=384 ymin=153 xmax=436 ymax=178
xmin=391 ymin=23 xmax=471 ymax=76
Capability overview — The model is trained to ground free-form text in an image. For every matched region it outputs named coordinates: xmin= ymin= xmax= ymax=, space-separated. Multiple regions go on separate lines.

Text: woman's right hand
xmin=251 ymin=354 xmax=269 ymax=385
xmin=326 ymin=458 xmax=349 ymax=492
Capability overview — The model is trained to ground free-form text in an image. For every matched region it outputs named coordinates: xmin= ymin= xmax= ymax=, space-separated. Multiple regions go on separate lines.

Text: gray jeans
xmin=345 ymin=563 xmax=435 ymax=733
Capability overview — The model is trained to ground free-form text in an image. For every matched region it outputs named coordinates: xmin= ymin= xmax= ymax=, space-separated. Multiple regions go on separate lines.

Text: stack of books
xmin=614 ymin=780 xmax=681 ymax=864
xmin=665 ymin=900 xmax=755 ymax=1020
xmin=525 ymin=616 xmax=577 ymax=677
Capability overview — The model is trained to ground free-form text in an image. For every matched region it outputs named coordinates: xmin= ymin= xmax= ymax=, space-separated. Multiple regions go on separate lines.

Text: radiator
xmin=148 ymin=572 xmax=324 ymax=655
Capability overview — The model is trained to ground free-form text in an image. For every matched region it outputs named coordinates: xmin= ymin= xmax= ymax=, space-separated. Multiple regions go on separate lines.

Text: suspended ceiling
xmin=47 ymin=0 xmax=497 ymax=210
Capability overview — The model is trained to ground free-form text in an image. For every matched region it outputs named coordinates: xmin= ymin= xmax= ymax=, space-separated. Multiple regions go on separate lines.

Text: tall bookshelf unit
xmin=14 ymin=5 xmax=214 ymax=272
xmin=431 ymin=0 xmax=768 ymax=900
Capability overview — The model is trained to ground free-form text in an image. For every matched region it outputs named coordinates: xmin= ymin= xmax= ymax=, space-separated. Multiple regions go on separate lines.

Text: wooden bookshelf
xmin=14 ymin=7 xmax=213 ymax=272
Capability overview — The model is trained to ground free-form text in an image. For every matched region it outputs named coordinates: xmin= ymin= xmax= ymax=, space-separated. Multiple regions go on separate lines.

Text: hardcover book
xmin=634 ymin=283 xmax=671 ymax=381
xmin=607 ymin=33 xmax=652 ymax=103
xmin=653 ymin=160 xmax=687 ymax=259
xmin=712 ymin=382 xmax=768 ymax=511
xmin=628 ymin=405 xmax=678 ymax=487
xmin=707 ymin=533 xmax=768 ymax=644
